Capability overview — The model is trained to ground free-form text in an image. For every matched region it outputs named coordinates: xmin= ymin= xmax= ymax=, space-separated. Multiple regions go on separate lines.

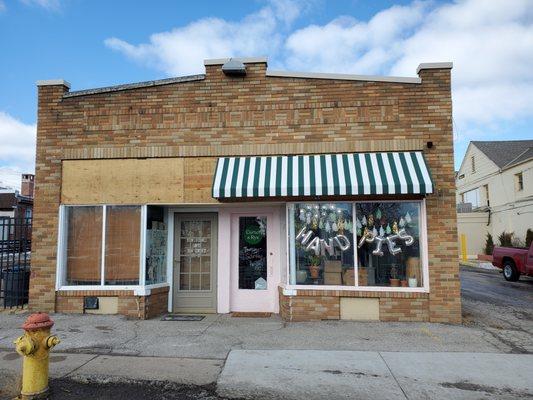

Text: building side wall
xmin=31 ymin=63 xmax=460 ymax=322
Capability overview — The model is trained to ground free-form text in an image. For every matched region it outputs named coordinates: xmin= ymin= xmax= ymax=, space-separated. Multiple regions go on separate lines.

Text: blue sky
xmin=1 ymin=0 xmax=532 ymax=188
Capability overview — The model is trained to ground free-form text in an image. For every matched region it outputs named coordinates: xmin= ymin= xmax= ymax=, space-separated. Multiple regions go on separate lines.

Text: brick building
xmin=30 ymin=57 xmax=460 ymax=322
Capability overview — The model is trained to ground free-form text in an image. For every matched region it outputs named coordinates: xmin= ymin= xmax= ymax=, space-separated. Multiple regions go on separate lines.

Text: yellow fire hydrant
xmin=13 ymin=312 xmax=60 ymax=399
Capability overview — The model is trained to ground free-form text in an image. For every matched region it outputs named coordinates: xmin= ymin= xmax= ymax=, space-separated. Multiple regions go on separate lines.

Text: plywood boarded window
xmin=66 ymin=206 xmax=103 ymax=285
xmin=104 ymin=206 xmax=141 ymax=285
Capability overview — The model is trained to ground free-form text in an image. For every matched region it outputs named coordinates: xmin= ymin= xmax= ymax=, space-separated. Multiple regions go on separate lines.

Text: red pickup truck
xmin=492 ymin=242 xmax=533 ymax=281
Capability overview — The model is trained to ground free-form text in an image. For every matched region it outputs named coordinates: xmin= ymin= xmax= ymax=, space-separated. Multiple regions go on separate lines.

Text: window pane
xmin=104 ymin=206 xmax=141 ymax=285
xmin=178 ymin=220 xmax=212 ymax=291
xmin=146 ymin=205 xmax=167 ymax=285
xmin=66 ymin=206 xmax=102 ymax=285
xmin=289 ymin=203 xmax=354 ymax=286
xmin=239 ymin=216 xmax=267 ymax=290
xmin=356 ymin=202 xmax=422 ymax=288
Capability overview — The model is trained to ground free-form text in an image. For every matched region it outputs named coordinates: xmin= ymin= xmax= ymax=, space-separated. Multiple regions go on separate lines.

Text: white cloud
xmin=0 ymin=112 xmax=36 ymax=190
xmin=19 ymin=0 xmax=61 ymax=10
xmin=0 ymin=1 xmax=6 ymax=12
xmin=105 ymin=0 xmax=304 ymax=76
xmin=285 ymin=0 xmax=533 ymax=140
xmin=106 ymin=0 xmax=533 ymax=144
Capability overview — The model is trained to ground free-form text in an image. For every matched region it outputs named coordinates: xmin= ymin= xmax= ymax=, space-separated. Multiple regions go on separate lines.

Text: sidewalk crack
xmin=379 ymin=352 xmax=409 ymax=400
xmin=61 ymin=354 xmax=100 ymax=379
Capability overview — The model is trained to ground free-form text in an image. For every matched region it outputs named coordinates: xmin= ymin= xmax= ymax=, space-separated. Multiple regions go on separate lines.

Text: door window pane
xmin=179 ymin=220 xmax=211 ymax=291
xmin=104 ymin=206 xmax=141 ymax=285
xmin=289 ymin=203 xmax=354 ymax=286
xmin=238 ymin=216 xmax=267 ymax=290
xmin=65 ymin=206 xmax=102 ymax=285
xmin=355 ymin=202 xmax=422 ymax=288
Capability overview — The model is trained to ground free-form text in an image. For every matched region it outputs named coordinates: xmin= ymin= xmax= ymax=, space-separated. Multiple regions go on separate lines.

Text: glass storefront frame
xmin=55 ymin=204 xmax=169 ymax=294
xmin=285 ymin=199 xmax=430 ymax=293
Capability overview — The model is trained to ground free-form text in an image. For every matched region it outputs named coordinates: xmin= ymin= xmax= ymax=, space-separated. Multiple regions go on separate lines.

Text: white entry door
xmin=173 ymin=213 xmax=217 ymax=313
xmin=230 ymin=210 xmax=280 ymax=313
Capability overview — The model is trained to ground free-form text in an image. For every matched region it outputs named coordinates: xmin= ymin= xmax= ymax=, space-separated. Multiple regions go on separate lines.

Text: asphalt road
xmin=47 ymin=380 xmax=225 ymax=400
xmin=461 ymin=265 xmax=533 ymax=309
xmin=460 ymin=265 xmax=533 ymax=354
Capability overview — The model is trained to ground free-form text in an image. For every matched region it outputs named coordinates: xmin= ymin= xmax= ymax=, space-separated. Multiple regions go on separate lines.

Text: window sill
xmin=280 ymin=284 xmax=429 ymax=296
xmin=57 ymin=283 xmax=170 ymax=296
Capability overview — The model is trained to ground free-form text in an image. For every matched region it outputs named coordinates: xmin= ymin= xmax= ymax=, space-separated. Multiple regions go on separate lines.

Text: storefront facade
xmin=31 ymin=58 xmax=460 ymax=323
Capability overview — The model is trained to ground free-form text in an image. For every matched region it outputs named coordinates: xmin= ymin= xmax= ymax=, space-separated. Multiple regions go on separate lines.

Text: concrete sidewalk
xmin=218 ymin=350 xmax=533 ymax=400
xmin=0 ymin=350 xmax=223 ymax=398
xmin=2 ymin=349 xmax=532 ymax=400
xmin=0 ymin=313 xmax=515 ymax=358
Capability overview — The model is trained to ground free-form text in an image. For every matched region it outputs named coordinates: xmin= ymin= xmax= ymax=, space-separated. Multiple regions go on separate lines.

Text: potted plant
xmin=389 ymin=265 xmax=400 ymax=287
xmin=408 ymin=275 xmax=418 ymax=288
xmin=400 ymin=278 xmax=408 ymax=287
xmin=308 ymin=254 xmax=322 ymax=279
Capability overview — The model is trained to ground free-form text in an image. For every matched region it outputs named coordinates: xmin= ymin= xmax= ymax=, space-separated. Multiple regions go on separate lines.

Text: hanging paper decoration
xmin=329 ymin=213 xmax=336 ymax=222
xmin=357 ymin=228 xmax=362 ymax=236
xmin=346 ymin=220 xmax=353 ymax=233
xmin=392 ymin=221 xmax=399 ymax=234
xmin=299 ymin=209 xmax=306 ymax=222
xmin=385 ymin=224 xmax=391 ymax=234
xmin=405 ymin=212 xmax=412 ymax=224
xmin=361 ymin=215 xmax=367 ymax=226
xmin=306 ymin=214 xmax=311 ymax=224
xmin=375 ymin=208 xmax=382 ymax=220
xmin=379 ymin=226 xmax=385 ymax=236
xmin=368 ymin=214 xmax=374 ymax=227
xmin=356 ymin=218 xmax=362 ymax=230
xmin=325 ymin=221 xmax=331 ymax=233
xmin=372 ymin=227 xmax=378 ymax=237
xmin=399 ymin=217 xmax=405 ymax=228
xmin=332 ymin=222 xmax=338 ymax=232
xmin=319 ymin=219 xmax=324 ymax=230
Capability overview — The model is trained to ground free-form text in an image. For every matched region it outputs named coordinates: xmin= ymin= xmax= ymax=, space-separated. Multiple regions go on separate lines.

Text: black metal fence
xmin=0 ymin=217 xmax=32 ymax=309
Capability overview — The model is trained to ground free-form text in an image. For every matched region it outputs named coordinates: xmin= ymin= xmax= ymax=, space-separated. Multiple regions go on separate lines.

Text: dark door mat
xmin=231 ymin=312 xmax=272 ymax=318
xmin=161 ymin=314 xmax=205 ymax=321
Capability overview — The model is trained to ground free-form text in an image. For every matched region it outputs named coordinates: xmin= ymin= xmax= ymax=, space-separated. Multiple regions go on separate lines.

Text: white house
xmin=456 ymin=140 xmax=533 ymax=258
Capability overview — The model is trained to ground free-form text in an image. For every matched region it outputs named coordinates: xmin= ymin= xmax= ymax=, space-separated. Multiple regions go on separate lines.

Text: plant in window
xmin=307 ymin=254 xmax=322 ymax=279
xmin=389 ymin=265 xmax=400 ymax=287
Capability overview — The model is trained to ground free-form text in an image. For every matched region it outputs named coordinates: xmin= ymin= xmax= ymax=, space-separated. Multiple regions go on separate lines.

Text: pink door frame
xmin=217 ymin=206 xmax=281 ymax=313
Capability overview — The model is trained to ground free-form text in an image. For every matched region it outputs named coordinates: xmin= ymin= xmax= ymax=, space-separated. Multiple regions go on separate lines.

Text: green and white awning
xmin=212 ymin=151 xmax=433 ymax=199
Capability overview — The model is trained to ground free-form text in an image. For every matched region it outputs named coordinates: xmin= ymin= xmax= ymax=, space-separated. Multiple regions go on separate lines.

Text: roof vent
xmin=222 ymin=59 xmax=246 ymax=76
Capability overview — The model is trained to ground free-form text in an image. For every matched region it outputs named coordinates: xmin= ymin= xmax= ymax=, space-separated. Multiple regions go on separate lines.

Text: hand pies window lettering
xmin=355 ymin=202 xmax=422 ymax=288
xmin=289 ymin=203 xmax=355 ymax=286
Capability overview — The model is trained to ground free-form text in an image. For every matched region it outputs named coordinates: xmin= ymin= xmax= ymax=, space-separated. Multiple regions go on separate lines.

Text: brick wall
xmin=55 ymin=287 xmax=169 ymax=319
xmin=279 ymin=287 xmax=430 ymax=322
xmin=32 ymin=60 xmax=460 ymax=323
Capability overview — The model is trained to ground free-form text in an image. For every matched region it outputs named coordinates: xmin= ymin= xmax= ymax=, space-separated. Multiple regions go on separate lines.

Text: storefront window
xmin=104 ymin=206 xmax=141 ymax=285
xmin=289 ymin=203 xmax=354 ymax=286
xmin=65 ymin=206 xmax=103 ymax=285
xmin=145 ymin=206 xmax=167 ymax=285
xmin=355 ymin=202 xmax=422 ymax=288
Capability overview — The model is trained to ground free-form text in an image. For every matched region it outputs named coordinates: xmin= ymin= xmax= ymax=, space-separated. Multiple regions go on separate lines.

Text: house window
xmin=516 ymin=173 xmax=524 ymax=191
xmin=463 ymin=188 xmax=480 ymax=208
xmin=287 ymin=201 xmax=426 ymax=290
xmin=471 ymin=156 xmax=475 ymax=173
xmin=60 ymin=205 xmax=146 ymax=288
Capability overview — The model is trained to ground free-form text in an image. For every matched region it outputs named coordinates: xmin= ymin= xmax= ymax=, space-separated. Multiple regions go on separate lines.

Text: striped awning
xmin=212 ymin=151 xmax=433 ymax=199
